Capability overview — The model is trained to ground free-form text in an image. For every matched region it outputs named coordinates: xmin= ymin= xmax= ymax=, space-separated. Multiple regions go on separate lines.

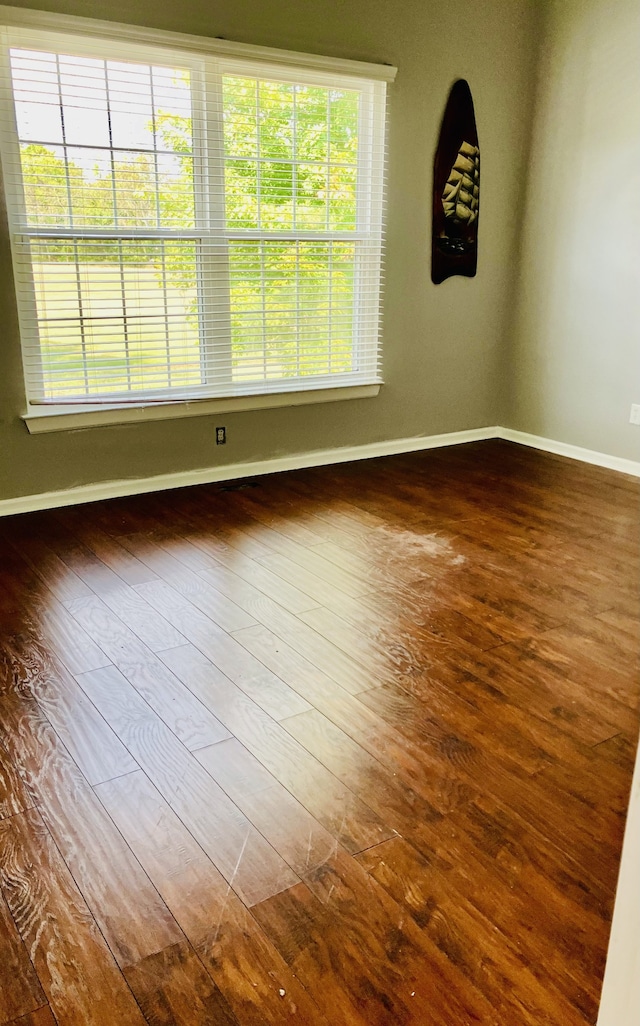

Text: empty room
xmin=0 ymin=0 xmax=638 ymax=1024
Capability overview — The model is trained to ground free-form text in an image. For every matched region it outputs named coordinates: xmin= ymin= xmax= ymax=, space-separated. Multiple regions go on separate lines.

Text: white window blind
xmin=0 ymin=20 xmax=390 ymax=406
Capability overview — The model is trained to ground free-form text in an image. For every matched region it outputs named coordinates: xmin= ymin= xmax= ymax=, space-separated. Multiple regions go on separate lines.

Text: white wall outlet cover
xmin=630 ymin=404 xmax=640 ymax=425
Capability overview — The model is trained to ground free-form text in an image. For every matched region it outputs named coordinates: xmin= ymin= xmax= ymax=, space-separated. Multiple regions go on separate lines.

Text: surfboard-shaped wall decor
xmin=432 ymin=79 xmax=479 ymax=284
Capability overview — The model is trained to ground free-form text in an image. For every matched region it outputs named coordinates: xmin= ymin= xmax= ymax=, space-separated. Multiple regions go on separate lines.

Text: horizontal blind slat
xmin=0 ymin=24 xmax=388 ymax=406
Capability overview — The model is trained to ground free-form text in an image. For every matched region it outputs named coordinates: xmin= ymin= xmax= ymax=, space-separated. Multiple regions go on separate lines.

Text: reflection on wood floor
xmin=0 ymin=439 xmax=638 ymax=1026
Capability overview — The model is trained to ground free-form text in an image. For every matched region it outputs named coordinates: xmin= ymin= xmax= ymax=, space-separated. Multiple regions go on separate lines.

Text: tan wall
xmin=0 ymin=0 xmax=539 ymax=501
xmin=508 ymin=0 xmax=640 ymax=461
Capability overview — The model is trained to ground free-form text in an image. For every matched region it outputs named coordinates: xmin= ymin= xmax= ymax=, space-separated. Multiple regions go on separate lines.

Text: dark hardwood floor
xmin=0 ymin=439 xmax=638 ymax=1026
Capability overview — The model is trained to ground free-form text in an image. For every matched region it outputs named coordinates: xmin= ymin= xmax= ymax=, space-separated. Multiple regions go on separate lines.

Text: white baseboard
xmin=0 ymin=425 xmax=498 ymax=516
xmin=1 ymin=424 xmax=638 ymax=516
xmin=501 ymin=428 xmax=640 ymax=478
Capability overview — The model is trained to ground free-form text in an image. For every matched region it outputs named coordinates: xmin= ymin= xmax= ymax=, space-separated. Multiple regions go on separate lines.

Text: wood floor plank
xmin=225 ymin=591 xmax=381 ymax=694
xmin=135 ymin=579 xmax=312 ymax=718
xmin=231 ymin=625 xmax=484 ymax=816
xmin=0 ymin=808 xmax=148 ymax=1026
xmin=356 ymin=834 xmax=596 ymax=1024
xmin=444 ymin=788 xmax=619 ymax=925
xmin=440 ymin=525 xmax=631 ymax=625
xmin=66 ymin=593 xmax=230 ymax=751
xmin=123 ymin=941 xmax=240 ymax=1026
xmin=459 ymin=641 xmax=635 ymax=744
xmin=252 ymin=852 xmax=498 ymax=1026
xmin=511 ymin=627 xmax=640 ymax=711
xmin=219 ymin=514 xmax=374 ymax=599
xmin=280 ymin=706 xmax=457 ymax=837
xmin=55 ymin=510 xmax=160 ymax=586
xmin=401 ymin=664 xmax=631 ymax=816
xmin=3 ymin=1007 xmax=57 ymax=1026
xmin=303 ymin=533 xmax=380 ymax=575
xmin=161 ymin=643 xmax=394 ymax=854
xmin=77 ymin=665 xmax=299 ymax=907
xmin=283 ymin=488 xmax=391 ymax=536
xmin=384 ymin=640 xmax=630 ymax=752
xmin=35 ymin=526 xmax=128 ymax=594
xmin=595 ymin=606 xmax=640 ymax=640
xmin=0 ymin=554 xmax=36 ymax=637
xmin=29 ymin=597 xmax=112 ymax=675
xmin=0 ymin=736 xmax=35 ymax=820
xmin=115 ymin=533 xmax=259 ymax=633
xmin=1 ymin=520 xmax=92 ymax=605
xmin=251 ymin=549 xmax=359 ymax=609
xmin=96 ymin=584 xmax=188 ymax=653
xmin=357 ymin=681 xmax=623 ymax=886
xmin=172 ymin=504 xmax=278 ymax=561
xmin=197 ymin=550 xmax=319 ymax=615
xmin=265 ymin=641 xmax=626 ymax=890
xmin=93 ymin=497 xmax=227 ymax=571
xmin=187 ymin=566 xmax=381 ymax=695
xmin=221 ymin=487 xmax=331 ymax=549
xmin=228 ymin=620 xmax=628 ymax=840
xmin=39 ymin=519 xmax=188 ymax=653
xmin=301 ymin=587 xmax=509 ymax=662
xmin=231 ymin=621 xmax=370 ymax=710
xmin=391 ymin=799 xmax=614 ymax=1013
xmin=0 ymin=888 xmax=47 ymax=1023
xmin=0 ymin=691 xmax=182 ymax=970
xmin=218 ymin=492 xmax=374 ymax=597
xmin=96 ymin=770 xmax=330 ymax=1026
xmin=593 ymin=731 xmax=637 ymax=772
xmin=151 ymin=515 xmax=322 ymax=614
xmin=4 ymin=634 xmax=137 ymax=785
xmin=299 ymin=601 xmax=430 ymax=679
xmin=196 ymin=738 xmax=344 ymax=886
xmin=144 ymin=527 xmax=226 ymax=572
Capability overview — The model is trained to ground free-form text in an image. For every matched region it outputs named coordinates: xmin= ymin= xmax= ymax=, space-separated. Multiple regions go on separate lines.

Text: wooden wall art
xmin=431 ymin=79 xmax=480 ymax=284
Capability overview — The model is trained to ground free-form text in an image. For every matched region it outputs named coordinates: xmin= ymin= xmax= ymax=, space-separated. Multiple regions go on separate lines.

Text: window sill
xmin=22 ymin=383 xmax=381 ymax=435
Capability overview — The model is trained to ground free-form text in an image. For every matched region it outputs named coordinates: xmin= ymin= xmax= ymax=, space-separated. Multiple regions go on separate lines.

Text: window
xmin=0 ymin=17 xmax=392 ymax=409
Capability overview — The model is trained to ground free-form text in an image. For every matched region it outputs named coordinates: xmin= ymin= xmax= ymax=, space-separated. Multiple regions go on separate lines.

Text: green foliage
xmin=223 ymin=78 xmax=359 ymax=231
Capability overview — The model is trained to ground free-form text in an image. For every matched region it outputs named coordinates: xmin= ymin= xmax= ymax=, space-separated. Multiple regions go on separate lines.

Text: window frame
xmin=0 ymin=6 xmax=395 ymax=428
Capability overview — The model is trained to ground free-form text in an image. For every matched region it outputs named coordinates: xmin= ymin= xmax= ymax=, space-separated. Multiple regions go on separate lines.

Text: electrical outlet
xmin=216 ymin=426 xmax=226 ymax=444
xmin=630 ymin=405 xmax=640 ymax=426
